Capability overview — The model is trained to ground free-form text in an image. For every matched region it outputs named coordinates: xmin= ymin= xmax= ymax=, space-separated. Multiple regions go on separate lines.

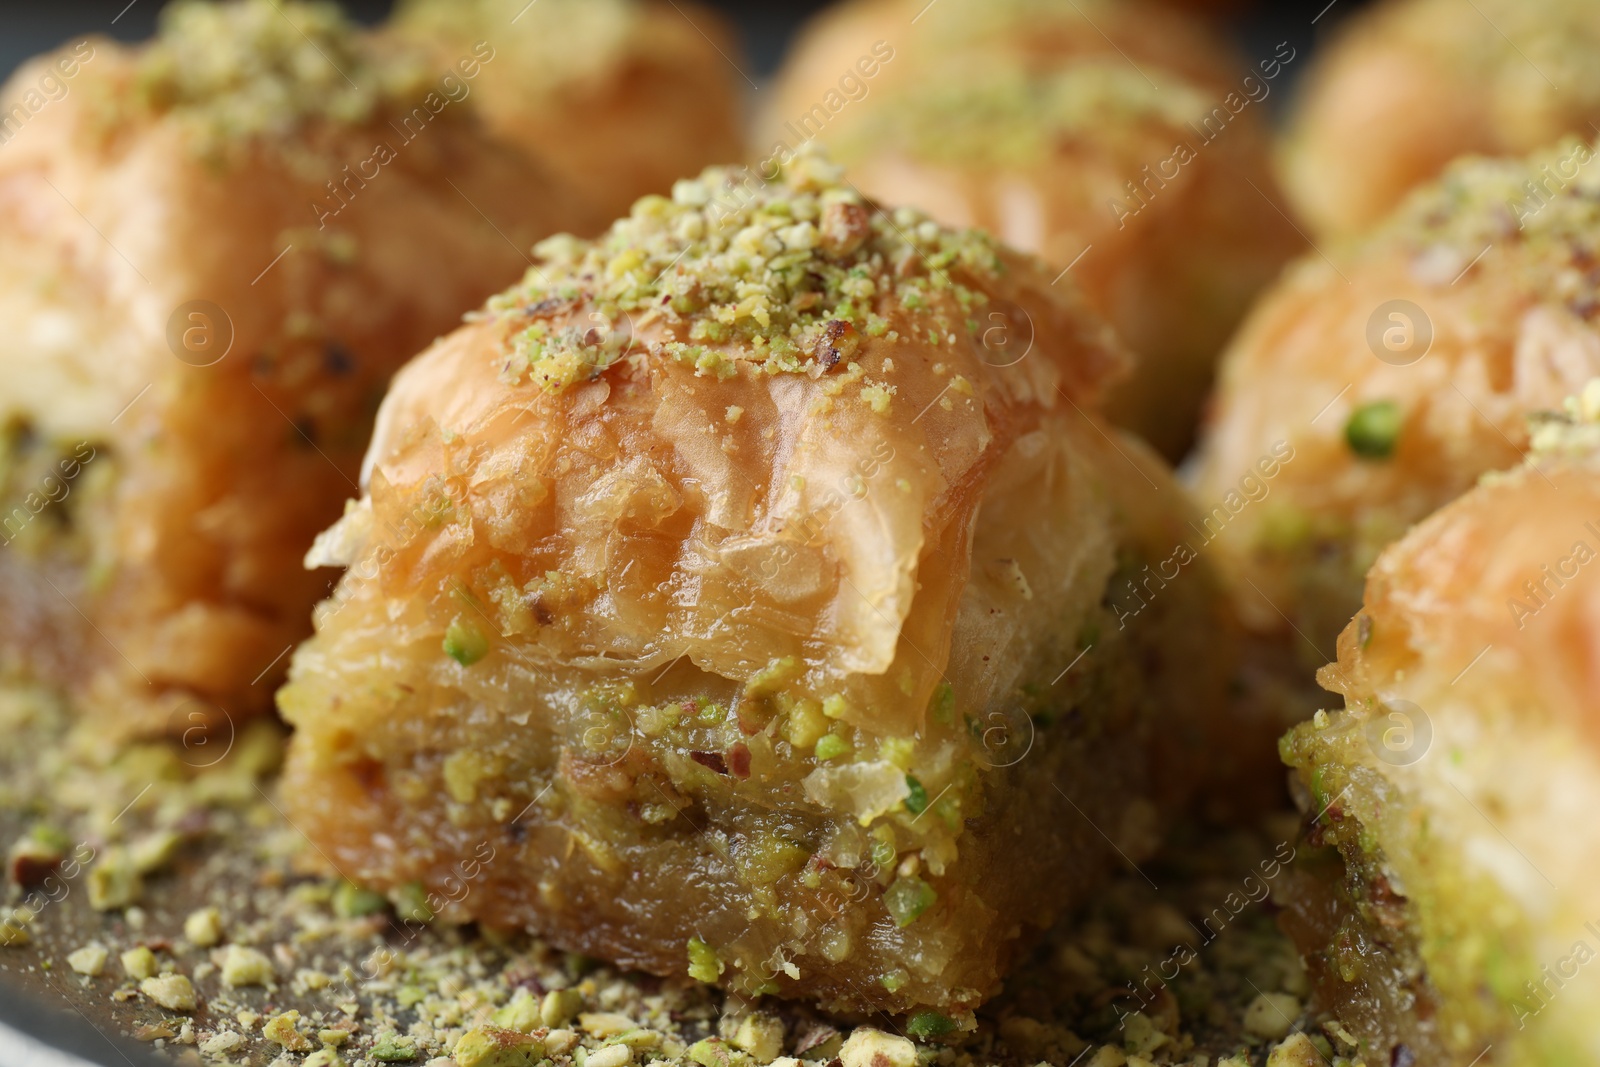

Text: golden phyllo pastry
xmin=1279 ymin=384 xmax=1600 ymax=1067
xmin=764 ymin=0 xmax=1301 ymax=459
xmin=0 ymin=0 xmax=591 ymax=735
xmin=395 ymin=0 xmax=747 ymax=224
xmin=278 ymin=154 xmax=1249 ymax=1016
xmin=1282 ymin=0 xmax=1600 ymax=238
xmin=1192 ymin=138 xmax=1600 ymax=660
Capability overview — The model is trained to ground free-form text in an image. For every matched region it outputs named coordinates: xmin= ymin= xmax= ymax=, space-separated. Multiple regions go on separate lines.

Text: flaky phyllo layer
xmin=279 ymin=154 xmax=1245 ymax=1015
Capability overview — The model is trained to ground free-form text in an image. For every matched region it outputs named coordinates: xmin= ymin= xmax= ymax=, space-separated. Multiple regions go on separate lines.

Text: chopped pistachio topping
xmin=486 ymin=152 xmax=1004 ymax=392
xmin=1344 ymin=400 xmax=1402 ymax=460
xmin=133 ymin=0 xmax=437 ymax=144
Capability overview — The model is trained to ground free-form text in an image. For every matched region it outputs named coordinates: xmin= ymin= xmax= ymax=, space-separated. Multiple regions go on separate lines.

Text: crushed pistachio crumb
xmin=371 ymin=1030 xmax=420 ymax=1061
xmin=392 ymin=880 xmax=434 ymax=923
xmin=859 ymin=383 xmax=895 ymax=413
xmin=731 ymin=1013 xmax=785 ymax=1062
xmin=813 ymin=734 xmax=851 ymax=762
xmin=542 ymin=986 xmax=586 ymax=1027
xmin=443 ymin=616 xmax=491 ymax=666
xmin=588 ymin=1044 xmax=634 ymax=1067
xmin=87 ymin=850 xmax=142 ymax=911
xmin=905 ymin=1010 xmax=956 ymax=1040
xmin=183 ymin=905 xmax=224 ymax=947
xmin=454 ymin=1025 xmax=546 ymax=1067
xmin=883 ymin=876 xmax=937 ymax=928
xmin=1242 ymin=993 xmax=1300 ymax=1040
xmin=687 ymin=1038 xmax=740 ymax=1067
xmin=220 ymin=943 xmax=275 ymax=987
xmin=121 ymin=945 xmax=159 ymax=981
xmin=66 ymin=943 xmax=109 ymax=976
xmin=903 ymin=775 xmax=929 ymax=815
xmin=1265 ymin=1033 xmax=1323 ymax=1067
xmin=840 ymin=1028 xmax=917 ymax=1067
xmin=491 ymin=990 xmax=542 ymax=1032
xmin=141 ymin=973 xmax=197 ymax=1012
xmin=0 ymin=913 xmax=29 ymax=947
xmin=265 ymin=1009 xmax=315 ymax=1051
xmin=686 ymin=936 xmax=724 ymax=983
xmin=1344 ymin=400 xmax=1402 ymax=460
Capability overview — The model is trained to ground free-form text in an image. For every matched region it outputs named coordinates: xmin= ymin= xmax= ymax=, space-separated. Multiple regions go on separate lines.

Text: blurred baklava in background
xmin=765 ymin=0 xmax=1302 ymax=458
xmin=1282 ymin=0 xmax=1600 ymax=237
xmin=277 ymin=155 xmax=1261 ymax=1016
xmin=396 ymin=0 xmax=747 ymax=224
xmin=1193 ymin=138 xmax=1600 ymax=660
xmin=0 ymin=0 xmax=591 ymax=736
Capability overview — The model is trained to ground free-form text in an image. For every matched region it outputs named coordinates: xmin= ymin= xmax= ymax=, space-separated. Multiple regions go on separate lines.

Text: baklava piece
xmin=396 ymin=0 xmax=746 ymax=224
xmin=1278 ymin=387 xmax=1600 ymax=1067
xmin=278 ymin=155 xmax=1248 ymax=1016
xmin=0 ymin=0 xmax=589 ymax=735
xmin=764 ymin=0 xmax=1301 ymax=458
xmin=1192 ymin=138 xmax=1600 ymax=661
xmin=1282 ymin=0 xmax=1600 ymax=237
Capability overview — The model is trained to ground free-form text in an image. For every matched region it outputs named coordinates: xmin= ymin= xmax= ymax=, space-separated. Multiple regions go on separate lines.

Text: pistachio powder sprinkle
xmin=898 ymin=0 xmax=1155 ymax=55
xmin=1525 ymin=378 xmax=1600 ymax=458
xmin=398 ymin=0 xmax=638 ymax=93
xmin=484 ymin=152 xmax=1007 ymax=392
xmin=1363 ymin=138 xmax=1600 ymax=281
xmin=830 ymin=58 xmax=1213 ymax=170
xmin=131 ymin=0 xmax=437 ymax=143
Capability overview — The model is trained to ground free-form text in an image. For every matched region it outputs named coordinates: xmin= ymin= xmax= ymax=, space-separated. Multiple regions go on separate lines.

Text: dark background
xmin=2 ymin=1 xmax=1374 ymax=96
